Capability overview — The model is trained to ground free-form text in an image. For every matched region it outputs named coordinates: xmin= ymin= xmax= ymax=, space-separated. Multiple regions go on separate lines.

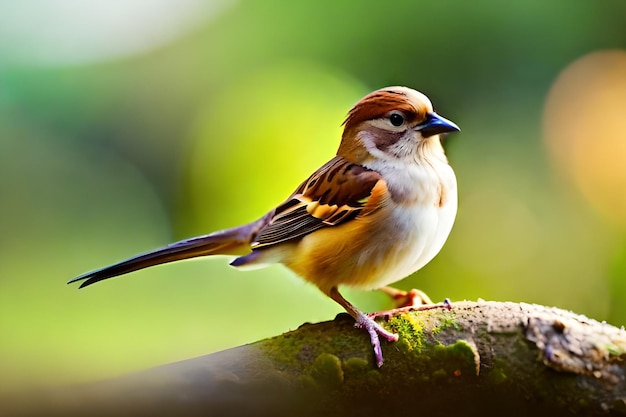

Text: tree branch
xmin=13 ymin=301 xmax=626 ymax=417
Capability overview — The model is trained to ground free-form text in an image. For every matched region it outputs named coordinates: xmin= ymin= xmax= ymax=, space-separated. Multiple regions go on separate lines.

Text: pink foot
xmin=368 ymin=298 xmax=453 ymax=320
xmin=354 ymin=311 xmax=399 ymax=367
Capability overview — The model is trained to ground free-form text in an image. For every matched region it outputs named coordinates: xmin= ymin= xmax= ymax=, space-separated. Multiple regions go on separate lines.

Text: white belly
xmin=359 ymin=192 xmax=457 ymax=290
xmin=356 ymin=157 xmax=458 ymax=289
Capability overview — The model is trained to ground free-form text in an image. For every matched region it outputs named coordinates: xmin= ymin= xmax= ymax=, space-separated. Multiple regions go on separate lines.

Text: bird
xmin=68 ymin=86 xmax=460 ymax=367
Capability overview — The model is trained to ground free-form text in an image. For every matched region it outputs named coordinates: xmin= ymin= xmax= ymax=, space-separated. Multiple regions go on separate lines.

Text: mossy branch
xmin=13 ymin=301 xmax=626 ymax=417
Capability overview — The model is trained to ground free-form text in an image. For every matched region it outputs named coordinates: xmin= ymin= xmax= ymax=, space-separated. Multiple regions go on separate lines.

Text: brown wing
xmin=251 ymin=156 xmax=386 ymax=248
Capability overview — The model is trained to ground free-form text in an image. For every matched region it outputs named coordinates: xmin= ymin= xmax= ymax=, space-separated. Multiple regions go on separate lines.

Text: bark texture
xmin=10 ymin=301 xmax=626 ymax=417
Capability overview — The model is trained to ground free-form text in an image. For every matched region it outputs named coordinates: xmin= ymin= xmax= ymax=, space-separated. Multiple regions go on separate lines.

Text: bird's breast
xmin=377 ymin=157 xmax=456 ymax=207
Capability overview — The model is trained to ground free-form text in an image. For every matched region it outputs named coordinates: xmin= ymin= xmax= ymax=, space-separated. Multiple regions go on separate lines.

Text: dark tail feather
xmin=68 ymin=216 xmax=271 ymax=289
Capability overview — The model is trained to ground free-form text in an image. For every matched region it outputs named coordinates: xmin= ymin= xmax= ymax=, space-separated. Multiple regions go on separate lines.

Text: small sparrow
xmin=69 ymin=86 xmax=460 ymax=367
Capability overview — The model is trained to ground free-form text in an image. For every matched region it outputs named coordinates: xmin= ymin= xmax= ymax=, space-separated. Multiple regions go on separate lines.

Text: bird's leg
xmin=379 ymin=286 xmax=433 ymax=308
xmin=327 ymin=286 xmax=398 ymax=367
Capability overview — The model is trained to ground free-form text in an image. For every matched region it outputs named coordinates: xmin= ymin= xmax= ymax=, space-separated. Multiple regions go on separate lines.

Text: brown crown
xmin=343 ymin=88 xmax=428 ymax=131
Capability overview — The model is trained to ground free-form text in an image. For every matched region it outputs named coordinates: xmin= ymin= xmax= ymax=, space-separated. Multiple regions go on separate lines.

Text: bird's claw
xmin=354 ymin=312 xmax=399 ymax=367
xmin=354 ymin=298 xmax=453 ymax=366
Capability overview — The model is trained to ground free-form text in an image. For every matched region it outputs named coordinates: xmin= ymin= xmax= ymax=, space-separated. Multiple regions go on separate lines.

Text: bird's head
xmin=338 ymin=86 xmax=459 ymax=162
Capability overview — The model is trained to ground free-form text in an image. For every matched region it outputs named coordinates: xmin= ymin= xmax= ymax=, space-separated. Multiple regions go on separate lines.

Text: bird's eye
xmin=389 ymin=112 xmax=405 ymax=127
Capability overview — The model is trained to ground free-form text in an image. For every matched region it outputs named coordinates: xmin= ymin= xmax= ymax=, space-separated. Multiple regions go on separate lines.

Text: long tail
xmin=68 ymin=214 xmax=272 ymax=289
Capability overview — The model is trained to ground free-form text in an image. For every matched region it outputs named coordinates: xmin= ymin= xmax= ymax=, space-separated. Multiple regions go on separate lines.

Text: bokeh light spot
xmin=544 ymin=49 xmax=626 ymax=228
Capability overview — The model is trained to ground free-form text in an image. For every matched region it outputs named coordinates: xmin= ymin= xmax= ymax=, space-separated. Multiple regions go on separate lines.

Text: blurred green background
xmin=1 ymin=0 xmax=626 ymax=396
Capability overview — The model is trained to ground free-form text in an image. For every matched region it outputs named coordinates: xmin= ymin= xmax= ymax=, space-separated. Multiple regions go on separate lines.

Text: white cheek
xmin=358 ymin=130 xmax=418 ymax=161
xmin=387 ymin=136 xmax=417 ymax=158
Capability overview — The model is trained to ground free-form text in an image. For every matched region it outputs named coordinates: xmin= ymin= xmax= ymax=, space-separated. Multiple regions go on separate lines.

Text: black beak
xmin=415 ymin=113 xmax=460 ymax=138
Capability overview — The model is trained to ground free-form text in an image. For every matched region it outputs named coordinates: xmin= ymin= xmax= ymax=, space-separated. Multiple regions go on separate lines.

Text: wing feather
xmin=252 ymin=156 xmax=386 ymax=248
